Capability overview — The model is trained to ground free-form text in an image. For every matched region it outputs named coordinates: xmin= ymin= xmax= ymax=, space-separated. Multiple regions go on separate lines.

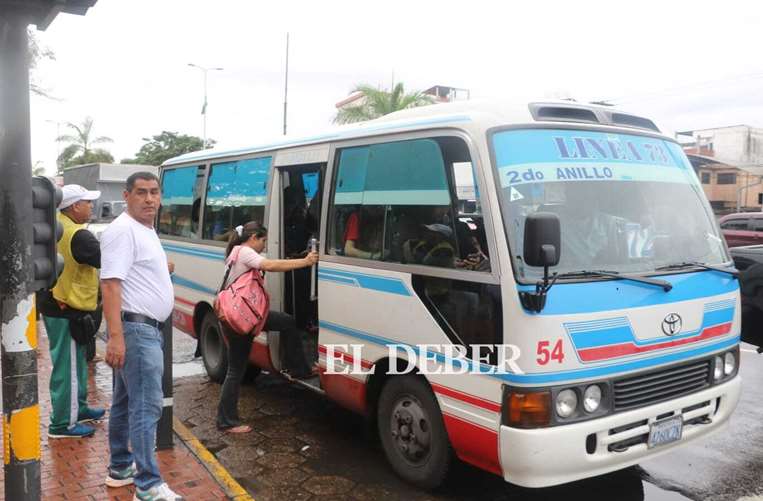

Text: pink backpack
xmin=214 ymin=246 xmax=270 ymax=336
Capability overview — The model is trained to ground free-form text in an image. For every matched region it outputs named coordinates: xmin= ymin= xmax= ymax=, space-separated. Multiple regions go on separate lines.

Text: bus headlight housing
xmin=583 ymin=385 xmax=602 ymax=413
xmin=555 ymin=389 xmax=578 ymax=418
xmin=712 ymin=347 xmax=739 ymax=384
xmin=724 ymin=351 xmax=736 ymax=376
xmin=504 ymin=390 xmax=551 ymax=428
xmin=713 ymin=356 xmax=724 ymax=381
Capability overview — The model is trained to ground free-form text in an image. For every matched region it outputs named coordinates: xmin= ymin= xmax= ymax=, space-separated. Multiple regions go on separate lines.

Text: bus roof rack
xmin=529 ymin=102 xmax=660 ymax=133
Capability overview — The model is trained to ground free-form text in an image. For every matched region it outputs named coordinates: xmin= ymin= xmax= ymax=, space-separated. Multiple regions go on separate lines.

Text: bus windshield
xmin=492 ymin=128 xmax=729 ymax=282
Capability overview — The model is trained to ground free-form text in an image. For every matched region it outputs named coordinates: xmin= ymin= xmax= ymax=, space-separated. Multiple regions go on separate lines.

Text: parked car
xmin=719 ymin=212 xmax=763 ymax=247
xmin=729 ymin=245 xmax=763 ymax=349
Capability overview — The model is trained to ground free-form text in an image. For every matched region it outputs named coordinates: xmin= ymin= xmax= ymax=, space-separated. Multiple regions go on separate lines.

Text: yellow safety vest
xmin=51 ymin=213 xmax=98 ymax=311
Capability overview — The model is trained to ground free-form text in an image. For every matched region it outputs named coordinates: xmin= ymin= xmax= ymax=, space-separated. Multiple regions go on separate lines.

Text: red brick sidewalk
xmin=0 ymin=321 xmax=229 ymax=500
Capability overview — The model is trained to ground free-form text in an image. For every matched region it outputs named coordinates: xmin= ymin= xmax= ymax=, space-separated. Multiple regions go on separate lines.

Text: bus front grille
xmin=613 ymin=359 xmax=712 ymax=411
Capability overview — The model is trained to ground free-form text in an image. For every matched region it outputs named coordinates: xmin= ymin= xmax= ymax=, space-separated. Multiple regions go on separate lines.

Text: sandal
xmin=224 ymin=425 xmax=252 ymax=434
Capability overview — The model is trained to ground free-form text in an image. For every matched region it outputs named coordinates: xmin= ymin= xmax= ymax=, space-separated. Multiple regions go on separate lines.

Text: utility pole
xmin=0 ymin=15 xmax=40 ymax=501
xmin=283 ymin=32 xmax=289 ymax=136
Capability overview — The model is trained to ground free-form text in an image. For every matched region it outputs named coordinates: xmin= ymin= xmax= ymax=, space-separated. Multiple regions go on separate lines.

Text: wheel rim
xmin=204 ymin=323 xmax=222 ymax=369
xmin=389 ymin=393 xmax=432 ymax=466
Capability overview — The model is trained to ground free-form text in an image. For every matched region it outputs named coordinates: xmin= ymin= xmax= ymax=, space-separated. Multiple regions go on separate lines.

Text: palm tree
xmin=333 ymin=83 xmax=435 ymax=124
xmin=56 ymin=117 xmax=114 ymax=169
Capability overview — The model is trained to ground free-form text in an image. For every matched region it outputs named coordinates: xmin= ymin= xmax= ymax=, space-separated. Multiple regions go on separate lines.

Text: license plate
xmin=647 ymin=416 xmax=683 ymax=448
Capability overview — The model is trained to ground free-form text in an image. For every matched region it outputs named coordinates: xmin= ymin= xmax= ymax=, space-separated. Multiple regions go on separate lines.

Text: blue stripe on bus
xmin=162 ymin=243 xmax=226 ymax=261
xmin=566 ymin=306 xmax=734 ymax=350
xmin=318 ymin=320 xmax=739 ymax=385
xmin=318 ymin=273 xmax=359 ymax=287
xmin=319 ymin=268 xmax=411 ymax=296
xmin=171 ymin=275 xmax=217 ymax=295
xmin=517 ymin=271 xmax=738 ymax=315
xmin=163 ymin=115 xmax=472 ymax=166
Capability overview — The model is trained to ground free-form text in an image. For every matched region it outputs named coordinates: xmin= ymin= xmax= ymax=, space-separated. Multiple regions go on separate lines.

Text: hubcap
xmin=389 ymin=394 xmax=431 ymax=465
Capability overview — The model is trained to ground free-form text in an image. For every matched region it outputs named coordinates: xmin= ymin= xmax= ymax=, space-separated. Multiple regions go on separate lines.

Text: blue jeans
xmin=108 ymin=321 xmax=164 ymax=490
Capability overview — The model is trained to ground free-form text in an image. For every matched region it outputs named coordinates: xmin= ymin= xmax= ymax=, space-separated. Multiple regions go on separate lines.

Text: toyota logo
xmin=662 ymin=313 xmax=682 ymax=336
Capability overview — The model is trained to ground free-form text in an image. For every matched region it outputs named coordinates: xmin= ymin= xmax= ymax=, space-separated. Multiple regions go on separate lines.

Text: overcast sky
xmin=30 ymin=0 xmax=763 ymax=174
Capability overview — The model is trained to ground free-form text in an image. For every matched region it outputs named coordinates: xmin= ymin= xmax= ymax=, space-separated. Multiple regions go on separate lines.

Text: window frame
xmin=157 ymin=163 xmax=207 ymax=242
xmin=700 ymin=171 xmax=711 ymax=184
xmin=716 ymin=172 xmax=737 ymax=185
xmin=320 ymin=129 xmax=501 ymax=286
xmin=202 ymin=154 xmax=273 ymax=242
xmin=485 ymin=122 xmax=732 ymax=286
xmin=158 ymin=151 xmax=274 ymax=247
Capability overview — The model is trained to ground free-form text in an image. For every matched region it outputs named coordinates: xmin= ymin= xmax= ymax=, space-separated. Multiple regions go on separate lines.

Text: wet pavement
xmin=170 ymin=331 xmax=763 ymax=501
xmin=639 ymin=344 xmax=763 ymax=501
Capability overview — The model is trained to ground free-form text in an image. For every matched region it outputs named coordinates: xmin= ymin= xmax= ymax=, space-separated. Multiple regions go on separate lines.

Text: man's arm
xmin=71 ymin=229 xmax=101 ymax=268
xmin=101 ymin=278 xmax=126 ymax=368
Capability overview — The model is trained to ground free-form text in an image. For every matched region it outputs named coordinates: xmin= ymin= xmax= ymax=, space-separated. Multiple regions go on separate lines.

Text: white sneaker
xmin=133 ymin=482 xmax=185 ymax=501
xmin=105 ymin=462 xmax=137 ymax=487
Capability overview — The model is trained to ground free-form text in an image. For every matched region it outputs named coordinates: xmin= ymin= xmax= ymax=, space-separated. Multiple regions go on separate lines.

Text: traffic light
xmin=30 ymin=176 xmax=64 ymax=291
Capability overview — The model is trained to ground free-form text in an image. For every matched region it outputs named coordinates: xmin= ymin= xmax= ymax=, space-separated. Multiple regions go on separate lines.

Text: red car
xmin=719 ymin=212 xmax=763 ymax=247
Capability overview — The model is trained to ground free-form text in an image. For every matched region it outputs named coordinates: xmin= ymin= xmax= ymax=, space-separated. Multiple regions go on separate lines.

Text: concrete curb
xmin=173 ymin=417 xmax=254 ymax=501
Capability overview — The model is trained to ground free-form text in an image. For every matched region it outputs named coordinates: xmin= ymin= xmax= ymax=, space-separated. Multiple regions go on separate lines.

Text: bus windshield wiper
xmin=556 ymin=270 xmax=673 ymax=292
xmin=655 ymin=261 xmax=739 ymax=278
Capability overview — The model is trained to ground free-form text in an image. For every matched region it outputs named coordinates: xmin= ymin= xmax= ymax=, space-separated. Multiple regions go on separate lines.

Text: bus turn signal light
xmin=506 ymin=391 xmax=551 ymax=428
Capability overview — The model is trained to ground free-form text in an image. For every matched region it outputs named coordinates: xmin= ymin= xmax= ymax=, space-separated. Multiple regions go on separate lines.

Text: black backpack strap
xmin=218 ymin=263 xmax=233 ymax=293
xmin=218 ymin=246 xmax=241 ymax=293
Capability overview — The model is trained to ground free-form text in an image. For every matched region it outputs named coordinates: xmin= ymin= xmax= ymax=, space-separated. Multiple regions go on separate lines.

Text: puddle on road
xmin=172 ymin=360 xmax=206 ymax=378
xmin=643 ymin=481 xmax=693 ymax=501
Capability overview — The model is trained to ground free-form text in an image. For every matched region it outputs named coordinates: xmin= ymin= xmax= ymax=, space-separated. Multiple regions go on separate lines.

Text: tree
xmin=333 ymin=83 xmax=435 ymax=124
xmin=57 ymin=117 xmax=114 ymax=171
xmin=28 ymin=29 xmax=55 ymax=98
xmin=123 ymin=131 xmax=213 ymax=166
xmin=32 ymin=162 xmax=46 ymax=176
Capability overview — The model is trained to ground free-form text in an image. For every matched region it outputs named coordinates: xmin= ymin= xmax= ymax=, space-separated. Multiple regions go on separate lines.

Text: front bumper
xmin=499 ymin=375 xmax=741 ymax=488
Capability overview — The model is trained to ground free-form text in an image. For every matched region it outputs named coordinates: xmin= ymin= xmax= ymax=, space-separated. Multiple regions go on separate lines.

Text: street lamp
xmin=188 ymin=63 xmax=223 ymax=148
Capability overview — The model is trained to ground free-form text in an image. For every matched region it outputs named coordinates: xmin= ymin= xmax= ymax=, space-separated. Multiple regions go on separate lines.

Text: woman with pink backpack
xmin=216 ymin=221 xmax=318 ymax=434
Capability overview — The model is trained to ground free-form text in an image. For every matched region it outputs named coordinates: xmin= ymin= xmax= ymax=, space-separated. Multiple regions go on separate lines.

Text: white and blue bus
xmin=158 ymin=100 xmax=741 ymax=488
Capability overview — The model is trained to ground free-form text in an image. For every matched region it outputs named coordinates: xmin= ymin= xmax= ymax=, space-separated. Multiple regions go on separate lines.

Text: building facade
xmin=678 ymin=125 xmax=763 ymax=214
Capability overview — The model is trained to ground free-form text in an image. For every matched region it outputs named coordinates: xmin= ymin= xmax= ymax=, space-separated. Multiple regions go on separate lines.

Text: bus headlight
xmin=555 ymin=389 xmax=578 ymax=418
xmin=724 ymin=351 xmax=736 ymax=376
xmin=583 ymin=385 xmax=602 ymax=413
xmin=713 ymin=356 xmax=724 ymax=381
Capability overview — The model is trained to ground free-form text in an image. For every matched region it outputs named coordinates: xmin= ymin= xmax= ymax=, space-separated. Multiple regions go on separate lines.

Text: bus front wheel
xmin=200 ymin=313 xmax=228 ymax=383
xmin=377 ymin=375 xmax=452 ymax=489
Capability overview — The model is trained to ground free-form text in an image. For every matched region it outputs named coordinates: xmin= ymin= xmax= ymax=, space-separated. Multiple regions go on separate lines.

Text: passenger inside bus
xmin=284 ymin=185 xmax=310 ymax=257
xmin=343 ymin=205 xmax=386 ymax=259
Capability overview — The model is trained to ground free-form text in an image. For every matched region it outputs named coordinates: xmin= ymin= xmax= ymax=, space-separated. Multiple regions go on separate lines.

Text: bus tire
xmin=200 ymin=313 xmax=228 ymax=383
xmin=377 ymin=375 xmax=452 ymax=489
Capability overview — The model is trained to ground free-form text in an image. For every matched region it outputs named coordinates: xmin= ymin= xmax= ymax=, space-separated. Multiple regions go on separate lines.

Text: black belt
xmin=121 ymin=312 xmax=165 ymax=330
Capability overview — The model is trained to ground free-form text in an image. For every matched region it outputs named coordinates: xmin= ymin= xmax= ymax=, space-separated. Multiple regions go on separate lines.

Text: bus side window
xmin=159 ymin=165 xmax=204 ymax=238
xmin=450 ymin=159 xmax=490 ymax=272
xmin=329 ymin=139 xmax=452 ymax=263
xmin=203 ymin=156 xmax=271 ymax=241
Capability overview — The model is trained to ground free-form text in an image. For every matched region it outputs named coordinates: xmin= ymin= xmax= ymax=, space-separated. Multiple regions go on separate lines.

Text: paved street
xmin=170 ymin=326 xmax=763 ymax=501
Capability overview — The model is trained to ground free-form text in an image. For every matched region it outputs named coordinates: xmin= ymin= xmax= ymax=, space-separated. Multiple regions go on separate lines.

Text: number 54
xmin=537 ymin=339 xmax=565 ymax=365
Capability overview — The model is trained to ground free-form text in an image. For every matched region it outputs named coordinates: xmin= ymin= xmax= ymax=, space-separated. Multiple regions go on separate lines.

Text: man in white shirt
xmin=100 ymin=172 xmax=184 ymax=501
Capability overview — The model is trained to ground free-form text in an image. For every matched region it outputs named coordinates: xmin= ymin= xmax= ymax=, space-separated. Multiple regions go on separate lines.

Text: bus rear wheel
xmin=377 ymin=375 xmax=452 ymax=489
xmin=200 ymin=313 xmax=228 ymax=383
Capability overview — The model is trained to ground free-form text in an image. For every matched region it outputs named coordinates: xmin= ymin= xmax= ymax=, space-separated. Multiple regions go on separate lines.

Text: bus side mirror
xmin=523 ymin=212 xmax=560 ymax=267
xmin=521 ymin=212 xmax=561 ymax=313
